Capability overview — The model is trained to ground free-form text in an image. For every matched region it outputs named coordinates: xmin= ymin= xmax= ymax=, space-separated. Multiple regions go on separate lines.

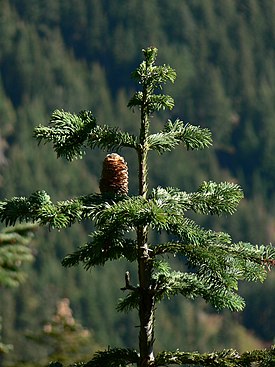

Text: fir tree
xmin=0 ymin=223 xmax=37 ymax=361
xmin=27 ymin=298 xmax=101 ymax=366
xmin=0 ymin=223 xmax=36 ymax=288
xmin=0 ymin=47 xmax=274 ymax=366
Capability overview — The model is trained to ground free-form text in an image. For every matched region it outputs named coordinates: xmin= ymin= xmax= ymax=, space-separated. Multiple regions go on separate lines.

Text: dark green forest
xmin=0 ymin=0 xmax=275 ymax=365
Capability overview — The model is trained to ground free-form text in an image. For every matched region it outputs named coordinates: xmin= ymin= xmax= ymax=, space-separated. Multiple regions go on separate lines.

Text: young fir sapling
xmin=0 ymin=47 xmax=274 ymax=366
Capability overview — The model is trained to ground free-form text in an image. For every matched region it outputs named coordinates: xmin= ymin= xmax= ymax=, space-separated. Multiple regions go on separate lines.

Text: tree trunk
xmin=137 ymin=145 xmax=155 ymax=366
xmin=137 ymin=225 xmax=155 ymax=366
xmin=136 ymin=63 xmax=156 ymax=365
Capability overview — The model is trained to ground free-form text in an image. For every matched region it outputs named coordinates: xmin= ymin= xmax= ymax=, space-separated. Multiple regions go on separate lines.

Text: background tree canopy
xmin=0 ymin=0 xmax=274 ymax=365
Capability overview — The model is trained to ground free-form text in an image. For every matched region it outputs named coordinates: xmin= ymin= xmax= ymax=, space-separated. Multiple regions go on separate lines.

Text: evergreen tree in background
xmin=0 ymin=223 xmax=37 ymax=360
xmin=26 ymin=298 xmax=101 ymax=366
xmin=0 ymin=224 xmax=36 ymax=288
xmin=0 ymin=48 xmax=274 ymax=366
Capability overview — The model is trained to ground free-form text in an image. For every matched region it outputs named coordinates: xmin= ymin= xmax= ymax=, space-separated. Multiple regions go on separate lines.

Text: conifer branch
xmin=34 ymin=109 xmax=138 ymax=160
xmin=117 ymin=268 xmax=246 ymax=312
xmin=0 ymin=191 xmax=52 ymax=226
xmin=0 ymin=192 xmax=127 ymax=229
xmin=153 ymin=239 xmax=275 ymax=272
xmin=128 ymin=47 xmax=176 ymax=116
xmin=150 ymin=183 xmax=243 ymax=216
xmin=47 ymin=346 xmax=275 ymax=367
xmin=173 ymin=121 xmax=213 ymax=150
xmin=155 ymin=346 xmax=275 ymax=366
xmin=153 ymin=267 xmax=246 ymax=311
xmin=117 ymin=290 xmax=140 ymax=313
xmin=34 ymin=110 xmax=96 ymax=160
xmin=153 ymin=227 xmax=275 ymax=284
xmin=87 ymin=125 xmax=138 ymax=151
xmin=147 ymin=119 xmax=212 ymax=153
xmin=84 ymin=347 xmax=139 ymax=367
xmin=131 ymin=48 xmax=176 ymax=88
xmin=128 ymin=93 xmax=175 ymax=113
xmin=191 ymin=181 xmax=243 ymax=214
xmin=62 ymin=236 xmax=137 ymax=268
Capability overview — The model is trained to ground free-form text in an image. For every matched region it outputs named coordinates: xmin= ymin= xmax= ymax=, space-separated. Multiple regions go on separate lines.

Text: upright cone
xmin=99 ymin=153 xmax=129 ymax=195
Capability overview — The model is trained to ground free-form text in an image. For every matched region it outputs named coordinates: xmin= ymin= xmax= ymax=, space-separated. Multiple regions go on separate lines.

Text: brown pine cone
xmin=99 ymin=153 xmax=128 ymax=195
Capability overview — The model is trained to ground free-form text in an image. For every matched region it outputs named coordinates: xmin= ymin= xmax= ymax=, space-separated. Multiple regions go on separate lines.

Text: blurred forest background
xmin=0 ymin=0 xmax=275 ymax=365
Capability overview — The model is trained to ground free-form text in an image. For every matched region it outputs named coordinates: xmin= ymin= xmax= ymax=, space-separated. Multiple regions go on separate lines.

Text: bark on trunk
xmin=137 ymin=66 xmax=156 ymax=366
xmin=137 ymin=147 xmax=155 ymax=366
xmin=137 ymin=225 xmax=155 ymax=366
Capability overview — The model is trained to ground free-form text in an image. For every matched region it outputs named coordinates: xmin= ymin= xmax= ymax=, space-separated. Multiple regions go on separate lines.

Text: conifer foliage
xmin=0 ymin=48 xmax=275 ymax=366
xmin=0 ymin=223 xmax=37 ymax=357
xmin=28 ymin=298 xmax=100 ymax=365
xmin=0 ymin=223 xmax=36 ymax=288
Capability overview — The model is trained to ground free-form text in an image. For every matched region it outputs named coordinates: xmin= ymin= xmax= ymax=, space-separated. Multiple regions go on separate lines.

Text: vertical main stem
xmin=137 ymin=224 xmax=155 ymax=367
xmin=137 ymin=86 xmax=155 ymax=366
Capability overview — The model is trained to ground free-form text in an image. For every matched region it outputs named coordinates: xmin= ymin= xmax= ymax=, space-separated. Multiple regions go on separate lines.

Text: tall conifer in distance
xmin=0 ymin=47 xmax=274 ymax=366
xmin=0 ymin=223 xmax=36 ymax=288
xmin=0 ymin=223 xmax=37 ymax=360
